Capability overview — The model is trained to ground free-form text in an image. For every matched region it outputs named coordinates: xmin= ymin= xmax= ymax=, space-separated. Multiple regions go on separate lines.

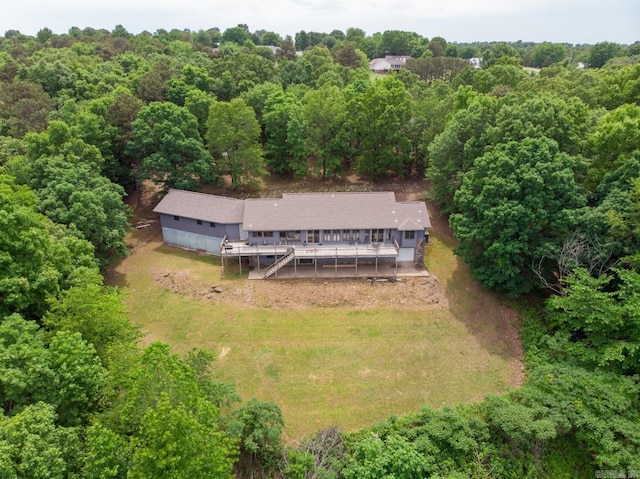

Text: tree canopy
xmin=1 ymin=23 xmax=640 ymax=478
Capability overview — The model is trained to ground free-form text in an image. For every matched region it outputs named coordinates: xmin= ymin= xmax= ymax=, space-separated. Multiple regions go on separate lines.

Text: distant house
xmin=469 ymin=57 xmax=482 ymax=69
xmin=369 ymin=55 xmax=412 ymax=74
xmin=153 ymin=190 xmax=431 ymax=278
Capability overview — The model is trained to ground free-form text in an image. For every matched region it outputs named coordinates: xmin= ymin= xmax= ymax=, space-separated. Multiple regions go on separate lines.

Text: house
xmin=369 ymin=55 xmax=412 ymax=74
xmin=153 ymin=190 xmax=431 ymax=278
xmin=469 ymin=57 xmax=482 ymax=69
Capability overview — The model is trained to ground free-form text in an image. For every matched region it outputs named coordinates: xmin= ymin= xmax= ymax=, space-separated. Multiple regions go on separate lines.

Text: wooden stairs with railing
xmin=263 ymin=248 xmax=295 ymax=278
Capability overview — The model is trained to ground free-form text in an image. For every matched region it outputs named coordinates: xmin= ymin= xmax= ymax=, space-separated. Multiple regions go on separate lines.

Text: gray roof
xmin=153 ymin=189 xmax=245 ymax=224
xmin=242 ymin=192 xmax=431 ymax=231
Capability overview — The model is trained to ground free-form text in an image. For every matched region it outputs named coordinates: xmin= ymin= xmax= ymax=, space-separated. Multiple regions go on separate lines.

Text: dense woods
xmin=1 ymin=23 xmax=639 ymax=477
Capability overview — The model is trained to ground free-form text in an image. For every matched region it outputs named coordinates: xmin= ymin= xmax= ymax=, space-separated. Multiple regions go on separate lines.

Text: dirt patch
xmin=151 ymin=267 xmax=445 ymax=310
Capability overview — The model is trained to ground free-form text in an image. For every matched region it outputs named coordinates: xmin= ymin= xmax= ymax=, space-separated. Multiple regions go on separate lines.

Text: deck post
xmin=294 ymin=253 xmax=297 ymax=277
xmin=355 ymin=246 xmax=358 ymax=276
xmin=315 ymin=249 xmax=317 ymax=277
xmin=238 ymin=254 xmax=242 ymax=274
xmin=221 ymin=253 xmax=225 ymax=278
xmin=395 ymin=255 xmax=398 ymax=277
xmin=335 ymin=248 xmax=338 ymax=276
xmin=375 ymin=248 xmax=378 ymax=274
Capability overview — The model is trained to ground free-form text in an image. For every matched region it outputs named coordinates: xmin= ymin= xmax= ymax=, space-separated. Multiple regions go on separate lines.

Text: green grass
xmin=110 ymin=228 xmax=522 ymax=440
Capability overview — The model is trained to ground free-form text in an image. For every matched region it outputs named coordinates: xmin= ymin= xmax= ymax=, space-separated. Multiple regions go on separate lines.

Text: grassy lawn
xmin=109 ymin=226 xmax=522 ymax=440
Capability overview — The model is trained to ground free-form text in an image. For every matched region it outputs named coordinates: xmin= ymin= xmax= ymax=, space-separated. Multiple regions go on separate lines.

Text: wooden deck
xmin=220 ymin=241 xmax=419 ymax=279
xmin=221 ymin=242 xmax=399 ymax=259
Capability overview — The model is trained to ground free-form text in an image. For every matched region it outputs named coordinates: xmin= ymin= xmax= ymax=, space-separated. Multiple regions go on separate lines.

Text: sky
xmin=2 ymin=0 xmax=639 ymax=44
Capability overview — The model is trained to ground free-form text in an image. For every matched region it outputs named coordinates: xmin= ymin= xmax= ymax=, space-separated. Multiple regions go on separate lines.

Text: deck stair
xmin=263 ymin=248 xmax=295 ymax=278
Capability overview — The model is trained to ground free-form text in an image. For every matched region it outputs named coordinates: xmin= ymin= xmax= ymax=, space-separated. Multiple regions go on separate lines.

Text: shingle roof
xmin=153 ymin=190 xmax=431 ymax=231
xmin=242 ymin=192 xmax=431 ymax=231
xmin=153 ymin=189 xmax=245 ymax=224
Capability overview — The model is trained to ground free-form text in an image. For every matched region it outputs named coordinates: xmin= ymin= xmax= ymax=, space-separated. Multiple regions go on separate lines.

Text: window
xmin=173 ymin=215 xmax=180 ymax=221
xmin=196 ymin=220 xmax=203 ymax=225
xmin=372 ymin=229 xmax=385 ymax=242
xmin=332 ymin=230 xmax=340 ymax=242
xmin=405 ymin=231 xmax=415 ymax=240
xmin=283 ymin=231 xmax=301 ymax=241
xmin=308 ymin=230 xmax=320 ymax=243
xmin=264 ymin=231 xmax=274 ymax=237
xmin=209 ymin=222 xmax=216 ymax=227
xmin=255 ymin=231 xmax=274 ymax=238
xmin=323 ymin=230 xmax=331 ymax=242
xmin=343 ymin=229 xmax=357 ymax=242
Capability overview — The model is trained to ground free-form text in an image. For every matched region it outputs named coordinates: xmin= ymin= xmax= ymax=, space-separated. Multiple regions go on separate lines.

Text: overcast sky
xmin=3 ymin=0 xmax=639 ymax=44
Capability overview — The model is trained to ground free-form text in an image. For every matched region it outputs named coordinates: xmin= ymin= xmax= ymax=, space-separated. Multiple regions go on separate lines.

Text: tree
xmin=547 ymin=268 xmax=640 ymax=375
xmin=349 ymin=75 xmax=414 ymax=181
xmin=428 ymin=36 xmax=447 ymax=57
xmin=472 ymin=64 xmax=528 ymax=94
xmin=21 ymin=122 xmax=130 ymax=266
xmin=481 ymin=42 xmax=521 ymax=68
xmin=518 ymin=363 xmax=640 ymax=469
xmin=530 ymin=42 xmax=568 ymax=68
xmin=129 ymin=393 xmax=236 ymax=479
xmin=127 ymin=101 xmax=212 ymax=194
xmin=230 ymin=399 xmax=284 ymax=476
xmin=588 ymin=103 xmax=640 ymax=187
xmin=489 ymin=93 xmax=591 ymax=156
xmin=0 ymin=402 xmax=81 ymax=479
xmin=405 ymin=57 xmax=468 ymax=83
xmin=450 ymin=137 xmax=586 ymax=294
xmin=0 ymin=314 xmax=106 ymax=426
xmin=0 ymin=80 xmax=55 ymax=137
xmin=136 ymin=62 xmax=173 ymax=102
xmin=380 ymin=30 xmax=416 ymax=56
xmin=263 ymin=91 xmax=308 ymax=176
xmin=82 ymin=422 xmax=132 ymax=479
xmin=104 ymin=88 xmax=145 ymax=186
xmin=277 ymin=38 xmax=297 ymax=61
xmin=342 ymin=434 xmax=430 ymax=479
xmin=460 ymin=45 xmax=481 ymax=59
xmin=588 ymin=41 xmax=622 ymax=68
xmin=294 ymin=30 xmax=309 ymax=51
xmin=211 ymin=52 xmax=276 ymax=101
xmin=301 ymin=46 xmax=335 ymax=82
xmin=44 ymin=283 xmax=139 ymax=365
xmin=427 ymin=94 xmax=498 ymax=210
xmin=303 ymin=84 xmax=346 ymax=178
xmin=222 ymin=25 xmax=251 ymax=45
xmin=0 ymin=175 xmax=99 ymax=320
xmin=333 ymin=44 xmax=367 ymax=68
xmin=206 ymin=98 xmax=266 ymax=188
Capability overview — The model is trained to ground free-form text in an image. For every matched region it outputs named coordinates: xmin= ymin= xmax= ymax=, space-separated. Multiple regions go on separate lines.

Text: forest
xmin=0 ymin=23 xmax=640 ymax=478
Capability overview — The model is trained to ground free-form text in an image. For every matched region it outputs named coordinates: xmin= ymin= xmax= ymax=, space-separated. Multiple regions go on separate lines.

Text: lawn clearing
xmin=108 ymin=223 xmax=522 ymax=440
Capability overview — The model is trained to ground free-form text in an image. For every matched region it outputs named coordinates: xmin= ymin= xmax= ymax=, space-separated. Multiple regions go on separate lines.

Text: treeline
xmin=1 ymin=24 xmax=640 ymax=477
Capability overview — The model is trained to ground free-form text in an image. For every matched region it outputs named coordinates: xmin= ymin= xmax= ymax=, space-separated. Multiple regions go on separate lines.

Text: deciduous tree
xmin=349 ymin=75 xmax=413 ymax=180
xmin=206 ymin=98 xmax=265 ymax=188
xmin=127 ymin=101 xmax=212 ymax=193
xmin=450 ymin=137 xmax=586 ymax=294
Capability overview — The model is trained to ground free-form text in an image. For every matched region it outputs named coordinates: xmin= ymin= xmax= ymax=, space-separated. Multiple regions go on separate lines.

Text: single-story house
xmin=153 ymin=190 xmax=431 ymax=278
